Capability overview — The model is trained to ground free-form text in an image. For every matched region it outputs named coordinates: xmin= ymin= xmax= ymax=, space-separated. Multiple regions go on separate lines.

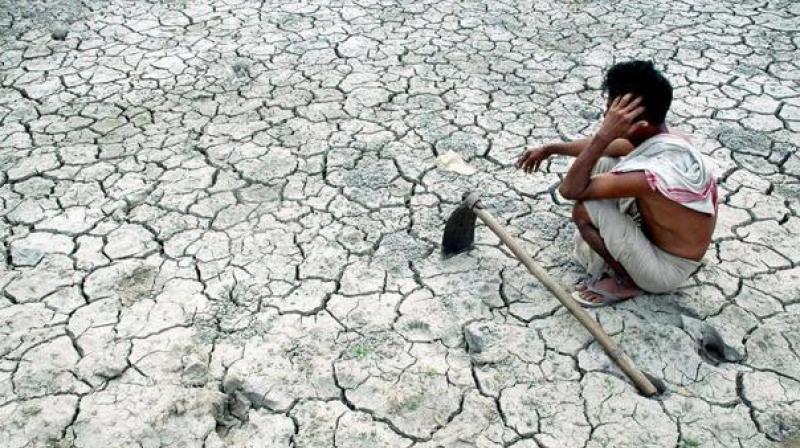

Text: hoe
xmin=442 ymin=192 xmax=658 ymax=397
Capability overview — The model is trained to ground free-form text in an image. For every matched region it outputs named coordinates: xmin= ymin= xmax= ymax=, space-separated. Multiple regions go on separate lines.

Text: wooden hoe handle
xmin=469 ymin=197 xmax=658 ymax=397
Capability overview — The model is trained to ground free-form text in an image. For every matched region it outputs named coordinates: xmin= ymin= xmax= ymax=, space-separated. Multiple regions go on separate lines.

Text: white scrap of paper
xmin=437 ymin=151 xmax=476 ymax=175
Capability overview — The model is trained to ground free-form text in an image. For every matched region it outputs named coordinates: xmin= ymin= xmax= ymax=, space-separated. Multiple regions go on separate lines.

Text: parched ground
xmin=1 ymin=0 xmax=799 ymax=446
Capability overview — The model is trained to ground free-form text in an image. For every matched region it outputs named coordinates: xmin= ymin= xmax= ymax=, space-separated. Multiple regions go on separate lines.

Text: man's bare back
xmin=635 ymin=181 xmax=715 ymax=261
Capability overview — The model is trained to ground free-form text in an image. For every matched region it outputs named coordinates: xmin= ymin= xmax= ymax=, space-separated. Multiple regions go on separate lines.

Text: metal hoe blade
xmin=441 ymin=193 xmax=480 ymax=256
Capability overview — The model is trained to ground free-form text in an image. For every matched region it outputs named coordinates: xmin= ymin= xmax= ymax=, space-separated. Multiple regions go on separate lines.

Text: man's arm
xmin=517 ymin=138 xmax=635 ymax=173
xmin=566 ymin=171 xmax=652 ymax=201
xmin=559 ymin=94 xmax=646 ymax=200
xmin=547 ymin=137 xmax=634 ymax=158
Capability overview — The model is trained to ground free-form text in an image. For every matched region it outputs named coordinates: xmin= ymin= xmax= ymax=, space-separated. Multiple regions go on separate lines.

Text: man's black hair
xmin=602 ymin=60 xmax=672 ymax=125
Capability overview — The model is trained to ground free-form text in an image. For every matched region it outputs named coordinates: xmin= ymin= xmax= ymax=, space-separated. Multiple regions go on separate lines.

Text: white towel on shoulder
xmin=611 ymin=134 xmax=718 ymax=215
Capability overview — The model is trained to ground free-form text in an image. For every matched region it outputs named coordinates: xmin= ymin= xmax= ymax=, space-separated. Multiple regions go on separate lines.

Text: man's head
xmin=602 ymin=60 xmax=672 ymax=128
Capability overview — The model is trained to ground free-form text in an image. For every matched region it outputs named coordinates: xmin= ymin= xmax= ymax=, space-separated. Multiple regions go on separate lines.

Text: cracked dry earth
xmin=1 ymin=0 xmax=799 ymax=447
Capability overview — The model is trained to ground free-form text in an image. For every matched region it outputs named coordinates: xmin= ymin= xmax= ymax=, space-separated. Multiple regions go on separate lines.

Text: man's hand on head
xmin=559 ymin=94 xmax=647 ymax=200
xmin=598 ymin=94 xmax=648 ymax=142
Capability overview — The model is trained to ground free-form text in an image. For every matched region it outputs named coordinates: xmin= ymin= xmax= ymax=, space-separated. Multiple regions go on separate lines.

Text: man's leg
xmin=572 ymin=202 xmax=642 ymax=301
xmin=571 ymin=157 xmax=621 ymax=279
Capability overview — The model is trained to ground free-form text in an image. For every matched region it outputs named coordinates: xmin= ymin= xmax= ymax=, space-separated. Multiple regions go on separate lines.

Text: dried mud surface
xmin=1 ymin=0 xmax=799 ymax=446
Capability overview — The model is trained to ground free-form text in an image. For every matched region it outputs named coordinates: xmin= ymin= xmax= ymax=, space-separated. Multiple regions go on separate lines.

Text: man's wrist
xmin=593 ymin=131 xmax=617 ymax=145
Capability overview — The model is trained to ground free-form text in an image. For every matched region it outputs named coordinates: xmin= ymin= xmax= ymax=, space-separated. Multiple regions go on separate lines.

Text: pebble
xmin=51 ymin=24 xmax=69 ymax=40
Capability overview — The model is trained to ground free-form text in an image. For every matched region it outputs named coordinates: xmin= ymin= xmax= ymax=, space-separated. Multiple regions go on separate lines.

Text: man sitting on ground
xmin=516 ymin=60 xmax=718 ymax=307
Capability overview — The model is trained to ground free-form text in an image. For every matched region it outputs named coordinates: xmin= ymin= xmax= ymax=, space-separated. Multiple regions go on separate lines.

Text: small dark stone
xmin=463 ymin=326 xmax=485 ymax=354
xmin=51 ymin=26 xmax=68 ymax=41
xmin=579 ymin=107 xmax=601 ymax=120
xmin=231 ymin=60 xmax=250 ymax=79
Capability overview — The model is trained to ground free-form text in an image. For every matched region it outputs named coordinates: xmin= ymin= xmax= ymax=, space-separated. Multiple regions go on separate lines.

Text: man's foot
xmin=574 ymin=274 xmax=607 ymax=292
xmin=574 ymin=276 xmax=643 ymax=307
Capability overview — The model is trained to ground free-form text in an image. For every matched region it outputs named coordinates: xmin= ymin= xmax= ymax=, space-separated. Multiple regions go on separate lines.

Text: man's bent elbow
xmin=559 ymin=184 xmax=583 ymax=200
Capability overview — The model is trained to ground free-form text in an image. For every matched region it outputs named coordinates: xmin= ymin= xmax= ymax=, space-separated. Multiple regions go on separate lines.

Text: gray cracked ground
xmin=1 ymin=0 xmax=799 ymax=446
